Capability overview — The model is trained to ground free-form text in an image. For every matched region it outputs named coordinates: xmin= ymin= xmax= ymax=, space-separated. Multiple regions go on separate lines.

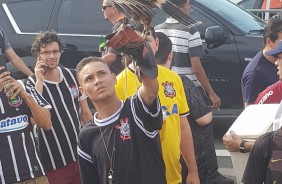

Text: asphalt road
xmin=213 ymin=119 xmax=238 ymax=184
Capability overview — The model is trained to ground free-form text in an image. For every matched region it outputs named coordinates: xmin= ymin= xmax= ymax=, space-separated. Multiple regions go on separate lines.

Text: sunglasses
xmin=102 ymin=5 xmax=112 ymax=10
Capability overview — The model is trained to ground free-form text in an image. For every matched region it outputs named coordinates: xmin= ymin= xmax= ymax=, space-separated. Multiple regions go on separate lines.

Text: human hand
xmin=209 ymin=92 xmax=221 ymax=108
xmin=0 ymin=67 xmax=11 ymax=92
xmin=34 ymin=55 xmax=47 ymax=82
xmin=99 ymin=45 xmax=105 ymax=53
xmin=186 ymin=170 xmax=200 ymax=184
xmin=6 ymin=78 xmax=29 ymax=99
xmin=222 ymin=130 xmax=241 ymax=152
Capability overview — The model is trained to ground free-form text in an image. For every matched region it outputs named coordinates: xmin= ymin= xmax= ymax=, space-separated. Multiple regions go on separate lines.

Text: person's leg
xmin=47 ymin=161 xmax=81 ymax=184
xmin=182 ymin=118 xmax=208 ymax=184
xmin=199 ymin=123 xmax=218 ymax=177
xmin=196 ymin=86 xmax=234 ymax=184
xmin=72 ymin=161 xmax=81 ymax=184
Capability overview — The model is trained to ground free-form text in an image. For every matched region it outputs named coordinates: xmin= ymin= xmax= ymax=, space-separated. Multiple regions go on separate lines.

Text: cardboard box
xmin=225 ymin=104 xmax=279 ymax=183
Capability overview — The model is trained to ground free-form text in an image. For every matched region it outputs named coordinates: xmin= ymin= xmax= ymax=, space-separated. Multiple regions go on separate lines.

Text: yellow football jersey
xmin=115 ymin=65 xmax=189 ymax=184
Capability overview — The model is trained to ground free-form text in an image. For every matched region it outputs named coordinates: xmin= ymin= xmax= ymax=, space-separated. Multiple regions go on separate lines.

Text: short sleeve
xmin=130 ymin=92 xmax=162 ymax=138
xmin=77 ymin=130 xmax=100 ymax=184
xmin=242 ymin=133 xmax=272 ymax=184
xmin=242 ymin=70 xmax=267 ymax=104
xmin=188 ymin=26 xmax=204 ymax=58
xmin=176 ymin=74 xmax=190 ymax=117
xmin=180 ymin=75 xmax=210 ymax=120
xmin=255 ymin=81 xmax=282 ymax=104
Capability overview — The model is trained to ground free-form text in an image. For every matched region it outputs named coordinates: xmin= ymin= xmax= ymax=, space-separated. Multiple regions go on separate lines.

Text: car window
xmin=57 ymin=0 xmax=112 ymax=35
xmin=189 ymin=7 xmax=218 ymax=38
xmin=229 ymin=0 xmax=257 ymax=9
xmin=3 ymin=0 xmax=54 ymax=32
xmin=154 ymin=7 xmax=218 ymax=38
xmin=196 ymin=0 xmax=265 ymax=33
xmin=237 ymin=0 xmax=257 ymax=9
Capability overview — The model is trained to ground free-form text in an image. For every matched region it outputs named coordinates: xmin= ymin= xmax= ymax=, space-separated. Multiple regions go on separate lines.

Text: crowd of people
xmin=0 ymin=0 xmax=282 ymax=184
xmin=222 ymin=14 xmax=282 ymax=184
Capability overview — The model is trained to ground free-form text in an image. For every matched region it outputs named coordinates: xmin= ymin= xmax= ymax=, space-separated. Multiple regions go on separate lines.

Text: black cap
xmin=266 ymin=40 xmax=282 ymax=58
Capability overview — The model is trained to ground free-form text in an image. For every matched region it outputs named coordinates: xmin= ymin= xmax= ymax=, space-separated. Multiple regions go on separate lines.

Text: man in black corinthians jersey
xmin=28 ymin=31 xmax=92 ymax=184
xmin=76 ymin=55 xmax=166 ymax=184
xmin=0 ymin=67 xmax=51 ymax=183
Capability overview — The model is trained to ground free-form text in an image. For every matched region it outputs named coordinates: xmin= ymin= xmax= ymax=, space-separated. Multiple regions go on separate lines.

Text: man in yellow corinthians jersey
xmin=114 ymin=27 xmax=200 ymax=184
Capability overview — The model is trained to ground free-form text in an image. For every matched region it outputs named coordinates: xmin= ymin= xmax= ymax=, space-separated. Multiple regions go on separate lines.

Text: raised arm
xmin=190 ymin=56 xmax=221 ymax=108
xmin=139 ymin=72 xmax=159 ymax=107
xmin=5 ymin=48 xmax=34 ymax=77
xmin=9 ymin=78 xmax=51 ymax=130
xmin=101 ymin=52 xmax=117 ymax=64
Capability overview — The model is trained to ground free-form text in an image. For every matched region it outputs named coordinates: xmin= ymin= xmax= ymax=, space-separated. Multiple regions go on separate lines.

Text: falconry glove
xmin=105 ymin=24 xmax=157 ymax=78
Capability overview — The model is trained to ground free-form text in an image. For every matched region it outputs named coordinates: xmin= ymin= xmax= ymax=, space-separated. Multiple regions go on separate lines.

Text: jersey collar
xmin=94 ymin=100 xmax=124 ymax=126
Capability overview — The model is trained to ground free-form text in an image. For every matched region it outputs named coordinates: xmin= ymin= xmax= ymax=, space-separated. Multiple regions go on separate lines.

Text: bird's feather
xmin=158 ymin=0 xmax=201 ymax=27
xmin=113 ymin=0 xmax=201 ymax=28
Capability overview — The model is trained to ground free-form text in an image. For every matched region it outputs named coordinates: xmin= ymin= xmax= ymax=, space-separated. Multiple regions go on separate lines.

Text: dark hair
xmin=169 ymin=0 xmax=187 ymax=8
xmin=155 ymin=32 xmax=172 ymax=65
xmin=31 ymin=31 xmax=63 ymax=55
xmin=76 ymin=56 xmax=109 ymax=80
xmin=263 ymin=19 xmax=282 ymax=45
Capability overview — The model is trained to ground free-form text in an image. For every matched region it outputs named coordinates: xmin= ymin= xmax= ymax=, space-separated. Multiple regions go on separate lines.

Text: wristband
xmin=239 ymin=140 xmax=247 ymax=153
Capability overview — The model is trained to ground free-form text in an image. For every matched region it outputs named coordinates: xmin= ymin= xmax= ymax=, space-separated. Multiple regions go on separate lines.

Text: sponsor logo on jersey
xmin=258 ymin=90 xmax=273 ymax=104
xmin=162 ymin=104 xmax=179 ymax=117
xmin=8 ymin=96 xmax=23 ymax=109
xmin=271 ymin=158 xmax=282 ymax=163
xmin=162 ymin=81 xmax=176 ymax=98
xmin=0 ymin=115 xmax=29 ymax=133
xmin=69 ymin=85 xmax=79 ymax=98
xmin=116 ymin=117 xmax=131 ymax=141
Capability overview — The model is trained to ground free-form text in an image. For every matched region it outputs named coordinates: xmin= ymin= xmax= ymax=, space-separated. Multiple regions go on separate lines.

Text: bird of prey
xmin=105 ymin=0 xmax=201 ymax=79
xmin=111 ymin=0 xmax=201 ymax=32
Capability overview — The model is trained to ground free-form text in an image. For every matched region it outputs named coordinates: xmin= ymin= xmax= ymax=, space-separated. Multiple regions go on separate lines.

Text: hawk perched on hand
xmin=105 ymin=0 xmax=201 ymax=49
xmin=105 ymin=0 xmax=200 ymax=78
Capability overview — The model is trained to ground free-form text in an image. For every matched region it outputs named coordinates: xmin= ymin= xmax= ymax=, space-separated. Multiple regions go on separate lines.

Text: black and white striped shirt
xmin=78 ymin=93 xmax=166 ymax=184
xmin=155 ymin=18 xmax=204 ymax=87
xmin=28 ymin=67 xmax=82 ymax=172
xmin=0 ymin=79 xmax=51 ymax=184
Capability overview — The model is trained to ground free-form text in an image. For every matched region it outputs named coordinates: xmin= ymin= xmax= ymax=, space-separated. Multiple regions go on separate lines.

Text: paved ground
xmin=214 ymin=120 xmax=238 ymax=184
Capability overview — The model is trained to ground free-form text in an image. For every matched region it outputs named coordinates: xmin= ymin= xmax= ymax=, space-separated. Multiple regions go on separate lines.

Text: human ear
xmin=78 ymin=86 xmax=86 ymax=96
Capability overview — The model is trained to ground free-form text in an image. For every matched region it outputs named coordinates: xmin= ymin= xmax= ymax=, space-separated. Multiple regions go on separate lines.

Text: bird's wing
xmin=114 ymin=0 xmax=156 ymax=22
xmin=113 ymin=0 xmax=201 ymax=28
xmin=155 ymin=0 xmax=201 ymax=27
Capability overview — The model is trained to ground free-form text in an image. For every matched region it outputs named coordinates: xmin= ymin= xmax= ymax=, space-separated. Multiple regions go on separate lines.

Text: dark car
xmin=0 ymin=0 xmax=265 ymax=120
